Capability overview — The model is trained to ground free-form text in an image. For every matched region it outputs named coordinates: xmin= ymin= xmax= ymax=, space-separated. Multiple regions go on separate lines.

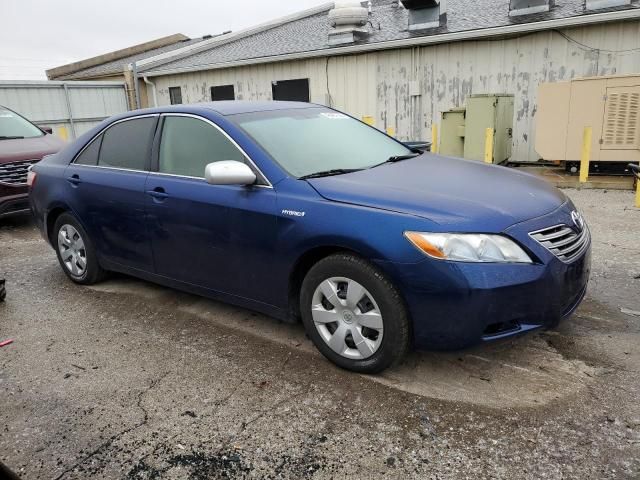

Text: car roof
xmin=124 ymin=101 xmax=320 ymax=118
xmin=201 ymin=100 xmax=318 ymax=115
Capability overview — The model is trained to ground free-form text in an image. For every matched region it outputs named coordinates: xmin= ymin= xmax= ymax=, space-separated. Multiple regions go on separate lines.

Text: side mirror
xmin=41 ymin=126 xmax=53 ymax=135
xmin=205 ymin=160 xmax=257 ymax=186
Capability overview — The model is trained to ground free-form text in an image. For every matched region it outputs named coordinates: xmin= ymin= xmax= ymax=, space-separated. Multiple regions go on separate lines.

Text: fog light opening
xmin=483 ymin=320 xmax=521 ymax=337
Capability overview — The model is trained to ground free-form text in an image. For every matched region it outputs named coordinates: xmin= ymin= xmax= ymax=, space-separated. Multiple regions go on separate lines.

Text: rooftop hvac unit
xmin=327 ymin=1 xmax=369 ymax=46
xmin=585 ymin=0 xmax=631 ymax=10
xmin=509 ymin=0 xmax=552 ymax=16
xmin=535 ymin=75 xmax=640 ymax=164
xmin=401 ymin=0 xmax=445 ymax=30
xmin=400 ymin=0 xmax=440 ymax=8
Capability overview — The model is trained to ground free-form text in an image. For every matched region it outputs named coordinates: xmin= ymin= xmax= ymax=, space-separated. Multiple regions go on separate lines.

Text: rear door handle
xmin=67 ymin=174 xmax=81 ymax=186
xmin=146 ymin=187 xmax=169 ymax=200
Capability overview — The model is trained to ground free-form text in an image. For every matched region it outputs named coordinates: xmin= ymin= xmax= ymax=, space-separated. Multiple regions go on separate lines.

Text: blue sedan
xmin=29 ymin=102 xmax=591 ymax=373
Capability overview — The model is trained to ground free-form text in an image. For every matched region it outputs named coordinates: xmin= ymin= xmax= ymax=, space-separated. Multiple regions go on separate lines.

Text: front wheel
xmin=300 ymin=254 xmax=410 ymax=373
xmin=53 ymin=212 xmax=106 ymax=285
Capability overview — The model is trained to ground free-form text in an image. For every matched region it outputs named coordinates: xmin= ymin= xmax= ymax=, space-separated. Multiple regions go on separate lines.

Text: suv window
xmin=158 ymin=116 xmax=245 ymax=178
xmin=75 ymin=136 xmax=102 ymax=166
xmin=99 ymin=117 xmax=155 ymax=171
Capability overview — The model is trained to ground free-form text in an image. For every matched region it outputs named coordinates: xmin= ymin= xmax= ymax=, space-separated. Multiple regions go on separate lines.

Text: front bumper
xmin=377 ymin=203 xmax=592 ymax=350
xmin=0 ymin=184 xmax=30 ymax=218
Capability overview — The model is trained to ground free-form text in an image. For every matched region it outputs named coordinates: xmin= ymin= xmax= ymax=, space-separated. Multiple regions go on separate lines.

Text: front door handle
xmin=67 ymin=174 xmax=81 ymax=186
xmin=146 ymin=187 xmax=169 ymax=200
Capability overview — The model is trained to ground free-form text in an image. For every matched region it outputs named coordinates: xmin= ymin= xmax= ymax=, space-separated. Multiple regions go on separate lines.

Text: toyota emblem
xmin=571 ymin=210 xmax=584 ymax=231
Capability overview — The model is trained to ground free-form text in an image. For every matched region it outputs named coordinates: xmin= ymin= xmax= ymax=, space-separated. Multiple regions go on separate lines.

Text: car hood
xmin=0 ymin=134 xmax=65 ymax=164
xmin=306 ymin=155 xmax=567 ymax=232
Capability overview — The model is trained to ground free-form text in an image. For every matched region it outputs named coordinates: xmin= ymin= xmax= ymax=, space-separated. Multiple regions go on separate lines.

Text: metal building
xmin=134 ymin=0 xmax=640 ymax=163
xmin=0 ymin=80 xmax=128 ymax=139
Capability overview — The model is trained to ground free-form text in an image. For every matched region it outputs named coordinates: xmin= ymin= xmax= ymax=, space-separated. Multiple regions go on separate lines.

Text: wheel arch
xmin=44 ymin=203 xmax=84 ymax=248
xmin=45 ymin=205 xmax=70 ymax=247
xmin=287 ymin=245 xmax=361 ymax=321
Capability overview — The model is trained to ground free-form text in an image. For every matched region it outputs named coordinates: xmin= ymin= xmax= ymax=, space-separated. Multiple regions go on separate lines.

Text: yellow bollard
xmin=431 ymin=124 xmax=438 ymax=154
xmin=58 ymin=126 xmax=69 ymax=141
xmin=579 ymin=127 xmax=592 ymax=184
xmin=386 ymin=126 xmax=395 ymax=137
xmin=362 ymin=116 xmax=375 ymax=127
xmin=484 ymin=128 xmax=494 ymax=164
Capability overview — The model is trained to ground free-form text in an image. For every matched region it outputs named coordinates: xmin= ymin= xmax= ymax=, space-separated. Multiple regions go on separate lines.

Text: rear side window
xmin=158 ymin=116 xmax=245 ymax=178
xmin=75 ymin=136 xmax=102 ymax=166
xmin=98 ymin=117 xmax=155 ymax=171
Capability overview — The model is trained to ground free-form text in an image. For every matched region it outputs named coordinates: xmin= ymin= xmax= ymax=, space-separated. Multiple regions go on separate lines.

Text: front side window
xmin=169 ymin=87 xmax=183 ymax=105
xmin=98 ymin=117 xmax=155 ymax=171
xmin=158 ymin=116 xmax=245 ymax=178
xmin=232 ymin=107 xmax=411 ymax=178
xmin=0 ymin=107 xmax=44 ymax=139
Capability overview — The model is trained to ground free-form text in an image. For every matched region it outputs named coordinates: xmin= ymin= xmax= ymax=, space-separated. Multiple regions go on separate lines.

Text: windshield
xmin=232 ymin=107 xmax=412 ymax=178
xmin=0 ymin=107 xmax=44 ymax=139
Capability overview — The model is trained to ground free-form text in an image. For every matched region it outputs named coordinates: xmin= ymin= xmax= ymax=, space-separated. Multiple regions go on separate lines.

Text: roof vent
xmin=585 ymin=0 xmax=631 ymax=10
xmin=328 ymin=1 xmax=369 ymax=46
xmin=400 ymin=0 xmax=446 ymax=31
xmin=509 ymin=0 xmax=552 ymax=16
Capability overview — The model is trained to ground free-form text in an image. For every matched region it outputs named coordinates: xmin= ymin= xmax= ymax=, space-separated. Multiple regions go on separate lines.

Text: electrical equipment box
xmin=536 ymin=74 xmax=640 ymax=163
xmin=439 ymin=108 xmax=466 ymax=158
xmin=464 ymin=94 xmax=514 ymax=164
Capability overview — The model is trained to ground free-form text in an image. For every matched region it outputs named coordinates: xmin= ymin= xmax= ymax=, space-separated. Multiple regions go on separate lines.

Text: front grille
xmin=0 ymin=159 xmax=38 ymax=185
xmin=529 ymin=224 xmax=590 ymax=263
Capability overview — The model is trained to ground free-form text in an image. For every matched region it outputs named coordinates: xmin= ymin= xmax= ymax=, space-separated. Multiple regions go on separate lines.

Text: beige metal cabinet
xmin=439 ymin=107 xmax=466 ymax=158
xmin=536 ymin=74 xmax=640 ymax=163
xmin=463 ymin=94 xmax=514 ymax=164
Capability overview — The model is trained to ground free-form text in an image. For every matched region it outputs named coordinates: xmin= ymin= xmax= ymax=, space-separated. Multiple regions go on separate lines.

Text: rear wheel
xmin=53 ymin=212 xmax=106 ymax=285
xmin=300 ymin=254 xmax=410 ymax=373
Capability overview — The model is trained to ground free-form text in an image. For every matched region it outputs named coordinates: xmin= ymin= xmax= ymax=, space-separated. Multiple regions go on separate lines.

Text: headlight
xmin=404 ymin=232 xmax=532 ymax=263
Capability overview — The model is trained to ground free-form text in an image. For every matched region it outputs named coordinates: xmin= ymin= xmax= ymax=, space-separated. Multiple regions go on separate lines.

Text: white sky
xmin=0 ymin=0 xmax=329 ymax=80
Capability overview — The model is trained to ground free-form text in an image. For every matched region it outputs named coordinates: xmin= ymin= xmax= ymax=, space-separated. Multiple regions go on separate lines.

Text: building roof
xmin=47 ymin=34 xmax=208 ymax=80
xmin=140 ymin=0 xmax=640 ymax=77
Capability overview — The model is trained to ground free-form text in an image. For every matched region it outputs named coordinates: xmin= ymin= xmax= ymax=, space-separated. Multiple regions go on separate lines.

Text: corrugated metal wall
xmin=147 ymin=20 xmax=640 ymax=162
xmin=0 ymin=81 xmax=128 ymax=140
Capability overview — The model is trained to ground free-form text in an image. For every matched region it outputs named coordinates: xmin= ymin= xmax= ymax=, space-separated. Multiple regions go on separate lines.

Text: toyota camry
xmin=29 ymin=101 xmax=591 ymax=373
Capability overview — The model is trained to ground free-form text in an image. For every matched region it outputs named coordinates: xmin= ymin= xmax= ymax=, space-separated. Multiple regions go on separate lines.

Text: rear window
xmin=98 ymin=117 xmax=156 ymax=171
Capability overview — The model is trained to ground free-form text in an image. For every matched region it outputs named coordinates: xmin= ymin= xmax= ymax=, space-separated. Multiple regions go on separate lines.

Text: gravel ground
xmin=0 ymin=188 xmax=639 ymax=479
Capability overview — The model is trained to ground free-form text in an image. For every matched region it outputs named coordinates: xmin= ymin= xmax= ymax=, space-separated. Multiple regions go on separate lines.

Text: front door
xmin=145 ymin=114 xmax=278 ymax=302
xmin=64 ymin=115 xmax=157 ymax=272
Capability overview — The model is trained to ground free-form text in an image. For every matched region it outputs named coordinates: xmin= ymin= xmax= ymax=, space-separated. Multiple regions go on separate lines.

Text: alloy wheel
xmin=311 ymin=277 xmax=384 ymax=360
xmin=57 ymin=224 xmax=87 ymax=278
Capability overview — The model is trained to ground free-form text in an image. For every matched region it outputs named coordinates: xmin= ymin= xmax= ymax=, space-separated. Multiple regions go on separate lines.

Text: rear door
xmin=145 ymin=114 xmax=278 ymax=302
xmin=64 ymin=115 xmax=158 ymax=272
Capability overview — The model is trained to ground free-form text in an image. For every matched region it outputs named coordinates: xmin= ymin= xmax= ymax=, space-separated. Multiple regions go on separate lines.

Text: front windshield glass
xmin=232 ymin=107 xmax=412 ymax=178
xmin=0 ymin=107 xmax=44 ymax=139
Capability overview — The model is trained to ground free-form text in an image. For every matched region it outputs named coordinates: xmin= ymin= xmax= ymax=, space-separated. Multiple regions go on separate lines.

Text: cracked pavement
xmin=1 ymin=189 xmax=639 ymax=479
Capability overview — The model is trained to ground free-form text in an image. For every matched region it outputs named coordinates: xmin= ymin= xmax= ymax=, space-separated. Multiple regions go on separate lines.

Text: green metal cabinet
xmin=439 ymin=107 xmax=466 ymax=158
xmin=463 ymin=94 xmax=514 ymax=164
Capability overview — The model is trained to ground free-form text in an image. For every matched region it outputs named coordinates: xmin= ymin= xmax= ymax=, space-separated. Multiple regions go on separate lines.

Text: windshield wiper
xmin=0 ymin=136 xmax=25 ymax=140
xmin=299 ymin=168 xmax=363 ymax=180
xmin=370 ymin=152 xmax=421 ymax=169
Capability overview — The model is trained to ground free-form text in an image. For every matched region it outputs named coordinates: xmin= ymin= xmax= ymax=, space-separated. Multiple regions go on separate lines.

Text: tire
xmin=53 ymin=212 xmax=106 ymax=285
xmin=300 ymin=253 xmax=410 ymax=374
